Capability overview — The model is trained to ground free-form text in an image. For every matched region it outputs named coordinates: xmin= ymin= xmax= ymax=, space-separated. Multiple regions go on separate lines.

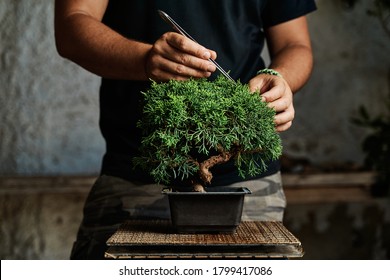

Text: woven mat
xmin=105 ymin=220 xmax=303 ymax=259
xmin=107 ymin=220 xmax=300 ymax=246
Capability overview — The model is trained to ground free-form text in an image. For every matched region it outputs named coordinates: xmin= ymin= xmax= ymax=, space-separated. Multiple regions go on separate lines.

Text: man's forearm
xmin=55 ymin=13 xmax=151 ymax=80
xmin=268 ymin=44 xmax=313 ymax=93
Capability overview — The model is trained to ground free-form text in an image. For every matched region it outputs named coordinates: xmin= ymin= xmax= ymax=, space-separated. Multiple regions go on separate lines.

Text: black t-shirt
xmin=99 ymin=0 xmax=316 ymax=185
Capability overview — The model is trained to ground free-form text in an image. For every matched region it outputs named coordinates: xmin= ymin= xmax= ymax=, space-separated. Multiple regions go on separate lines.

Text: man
xmin=55 ymin=0 xmax=316 ymax=259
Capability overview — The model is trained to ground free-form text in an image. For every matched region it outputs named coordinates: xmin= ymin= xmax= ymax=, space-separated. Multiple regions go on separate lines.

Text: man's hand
xmin=248 ymin=74 xmax=294 ymax=132
xmin=145 ymin=32 xmax=217 ymax=81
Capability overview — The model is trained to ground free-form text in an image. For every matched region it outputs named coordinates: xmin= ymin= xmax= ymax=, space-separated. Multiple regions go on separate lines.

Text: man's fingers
xmin=146 ymin=32 xmax=218 ymax=81
xmin=274 ymin=106 xmax=295 ymax=132
xmin=248 ymin=74 xmax=295 ymax=132
xmin=165 ymin=32 xmax=214 ymax=59
xmin=267 ymin=97 xmax=291 ymax=112
xmin=276 ymin=121 xmax=293 ymax=132
xmin=248 ymin=79 xmax=265 ymax=93
xmin=163 ymin=49 xmax=216 ymax=73
xmin=148 ymin=56 xmax=213 ymax=81
xmin=152 ymin=32 xmax=216 ymax=75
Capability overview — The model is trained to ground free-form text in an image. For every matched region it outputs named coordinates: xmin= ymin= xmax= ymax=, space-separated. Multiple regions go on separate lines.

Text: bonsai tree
xmin=134 ymin=75 xmax=282 ymax=191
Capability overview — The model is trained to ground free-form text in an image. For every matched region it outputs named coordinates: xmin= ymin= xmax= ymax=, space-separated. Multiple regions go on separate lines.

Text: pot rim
xmin=162 ymin=187 xmax=251 ymax=195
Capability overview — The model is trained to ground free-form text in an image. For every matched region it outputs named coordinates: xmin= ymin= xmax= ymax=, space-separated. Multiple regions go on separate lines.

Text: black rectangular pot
xmin=163 ymin=187 xmax=251 ymax=233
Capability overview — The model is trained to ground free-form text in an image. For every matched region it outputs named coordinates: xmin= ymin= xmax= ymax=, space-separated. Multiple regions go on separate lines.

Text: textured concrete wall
xmin=0 ymin=1 xmax=103 ymax=175
xmin=0 ymin=193 xmax=85 ymax=259
xmin=1 ymin=1 xmax=390 ymax=174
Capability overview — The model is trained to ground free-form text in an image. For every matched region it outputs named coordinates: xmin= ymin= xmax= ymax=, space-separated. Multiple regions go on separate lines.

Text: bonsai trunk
xmin=193 ymin=145 xmax=263 ymax=192
xmin=195 ymin=147 xmax=234 ymax=192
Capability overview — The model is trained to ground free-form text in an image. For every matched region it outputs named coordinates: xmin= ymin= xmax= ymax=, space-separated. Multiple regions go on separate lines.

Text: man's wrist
xmin=256 ymin=68 xmax=283 ymax=78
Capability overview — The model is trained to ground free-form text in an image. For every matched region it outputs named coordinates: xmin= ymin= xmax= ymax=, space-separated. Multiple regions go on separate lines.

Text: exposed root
xmin=192 ymin=183 xmax=206 ymax=192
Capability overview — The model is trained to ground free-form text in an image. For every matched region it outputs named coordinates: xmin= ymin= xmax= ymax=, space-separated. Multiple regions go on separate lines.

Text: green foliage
xmin=134 ymin=75 xmax=282 ymax=185
xmin=352 ymin=102 xmax=390 ymax=194
xmin=366 ymin=0 xmax=390 ymax=38
xmin=378 ymin=0 xmax=390 ymax=10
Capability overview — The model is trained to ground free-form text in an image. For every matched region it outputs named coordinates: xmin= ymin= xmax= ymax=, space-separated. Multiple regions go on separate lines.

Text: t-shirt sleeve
xmin=262 ymin=0 xmax=317 ymax=28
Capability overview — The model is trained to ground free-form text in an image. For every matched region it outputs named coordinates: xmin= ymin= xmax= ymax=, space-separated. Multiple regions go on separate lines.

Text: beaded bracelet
xmin=256 ymin=68 xmax=282 ymax=78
